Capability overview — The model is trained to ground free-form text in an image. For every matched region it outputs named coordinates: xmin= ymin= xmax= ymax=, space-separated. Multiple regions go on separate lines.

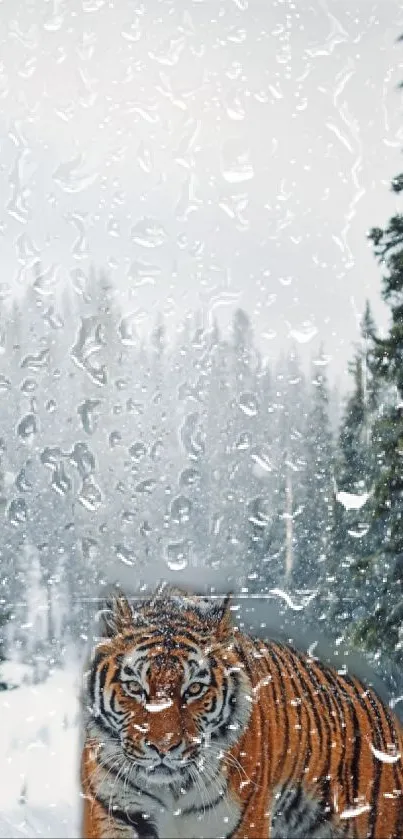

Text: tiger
xmin=80 ymin=587 xmax=403 ymax=839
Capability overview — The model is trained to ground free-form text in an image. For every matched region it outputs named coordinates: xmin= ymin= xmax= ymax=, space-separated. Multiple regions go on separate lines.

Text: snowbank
xmin=0 ymin=666 xmax=80 ymax=838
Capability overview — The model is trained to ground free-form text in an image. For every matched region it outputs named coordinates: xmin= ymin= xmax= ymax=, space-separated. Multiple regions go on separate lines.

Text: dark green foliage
xmin=357 ymin=171 xmax=403 ymax=673
xmin=297 ymin=358 xmax=334 ymax=587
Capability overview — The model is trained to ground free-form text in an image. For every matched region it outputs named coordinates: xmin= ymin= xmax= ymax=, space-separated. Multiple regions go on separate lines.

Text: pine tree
xmin=327 ymin=339 xmax=378 ymax=632
xmin=260 ymin=350 xmax=308 ymax=587
xmin=298 ymin=353 xmax=334 ymax=589
xmin=352 ymin=172 xmax=403 ymax=672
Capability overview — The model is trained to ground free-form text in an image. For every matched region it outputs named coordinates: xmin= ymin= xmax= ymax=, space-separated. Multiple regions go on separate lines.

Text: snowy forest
xmin=1 ymin=1 xmax=403 ymax=835
xmin=0 ymin=202 xmax=403 ymax=701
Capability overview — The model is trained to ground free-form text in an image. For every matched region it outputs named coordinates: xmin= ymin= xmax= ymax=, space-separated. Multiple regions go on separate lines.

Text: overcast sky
xmin=0 ymin=0 xmax=402 ymax=389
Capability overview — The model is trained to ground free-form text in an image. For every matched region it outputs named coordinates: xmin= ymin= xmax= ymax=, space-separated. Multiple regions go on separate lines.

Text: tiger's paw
xmin=270 ymin=786 xmax=345 ymax=839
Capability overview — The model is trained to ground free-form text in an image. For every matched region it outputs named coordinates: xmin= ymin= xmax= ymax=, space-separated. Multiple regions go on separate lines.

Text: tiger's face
xmin=85 ymin=589 xmax=252 ymax=787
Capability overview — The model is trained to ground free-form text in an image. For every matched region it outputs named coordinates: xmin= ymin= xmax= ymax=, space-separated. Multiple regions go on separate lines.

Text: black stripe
xmin=210 ymin=674 xmax=231 ymax=739
xmin=262 ymin=644 xmax=290 ymax=781
xmin=89 ymin=651 xmax=107 ymax=706
xmin=98 ymin=662 xmax=116 ymax=728
xmin=342 ymin=675 xmax=382 ymax=839
xmin=369 ymin=688 xmax=402 ymax=838
xmin=182 ymin=786 xmax=228 ymax=816
xmin=292 ymin=651 xmax=338 ymax=808
xmin=92 ymin=711 xmax=119 ymax=740
xmin=308 ymin=657 xmax=356 ymax=810
xmin=109 ymin=808 xmax=158 ymax=839
xmin=272 ymin=645 xmax=304 ymax=785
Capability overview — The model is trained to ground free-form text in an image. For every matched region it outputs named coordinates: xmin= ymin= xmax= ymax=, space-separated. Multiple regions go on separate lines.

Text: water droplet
xmin=71 ymin=317 xmax=107 ymax=387
xmin=165 ymin=539 xmax=189 ymax=571
xmin=127 ymin=260 xmax=161 ymax=288
xmin=41 ymin=446 xmax=63 ymax=471
xmin=150 ymin=439 xmax=163 ymax=461
xmin=225 ymin=90 xmax=245 ymax=121
xmin=239 ymin=392 xmax=259 ymax=417
xmin=179 ymin=413 xmax=205 ymax=459
xmin=52 ymin=463 xmax=72 ymax=496
xmin=149 ymin=35 xmax=185 ymax=67
xmin=114 ymin=544 xmax=137 ymax=566
xmin=17 ymin=413 xmax=37 ymax=442
xmin=173 ymin=117 xmax=200 ymax=165
xmin=82 ymin=0 xmax=105 ymax=12
xmin=7 ymin=149 xmax=33 ymax=223
xmin=121 ymin=19 xmax=141 ymax=43
xmin=120 ymin=511 xmax=134 ymax=526
xmin=129 ymin=441 xmax=147 ymax=462
xmin=16 ymin=233 xmax=39 ymax=263
xmin=0 ymin=375 xmax=11 ymax=393
xmin=170 ymin=495 xmax=192 ymax=524
xmin=15 ymin=467 xmax=33 ymax=493
xmin=43 ymin=306 xmax=64 ymax=330
xmin=67 ymin=213 xmax=89 ymax=260
xmin=131 ymin=218 xmax=167 ymax=248
xmin=126 ymin=399 xmax=144 ymax=415
xmin=70 ymin=443 xmax=96 ymax=477
xmin=70 ymin=268 xmax=88 ymax=298
xmin=139 ymin=519 xmax=152 ymax=537
xmin=287 ymin=321 xmax=318 ymax=344
xmin=137 ymin=141 xmax=153 ymax=173
xmin=53 ymin=154 xmax=98 ymax=193
xmin=81 ymin=537 xmax=98 ymax=559
xmin=107 ymin=217 xmax=120 ymax=237
xmin=211 ymin=513 xmax=222 ymax=536
xmin=32 ymin=262 xmax=60 ymax=296
xmin=118 ymin=313 xmax=140 ymax=346
xmin=78 ymin=476 xmax=102 ymax=512
xmin=109 ymin=431 xmax=122 ymax=448
xmin=78 ymin=399 xmax=102 ymax=435
xmin=135 ymin=479 xmax=156 ymax=494
xmin=235 ymin=432 xmax=252 ymax=451
xmin=218 ymin=192 xmax=249 ymax=230
xmin=179 ymin=468 xmax=200 ymax=488
xmin=221 ymin=140 xmax=254 ymax=183
xmin=8 ymin=498 xmax=28 ymax=526
xmin=251 ymin=447 xmax=272 ymax=475
xmin=21 ymin=349 xmax=50 ymax=371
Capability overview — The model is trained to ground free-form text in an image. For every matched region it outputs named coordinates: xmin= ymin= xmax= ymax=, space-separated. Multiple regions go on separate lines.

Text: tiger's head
xmin=84 ymin=588 xmax=252 ymax=787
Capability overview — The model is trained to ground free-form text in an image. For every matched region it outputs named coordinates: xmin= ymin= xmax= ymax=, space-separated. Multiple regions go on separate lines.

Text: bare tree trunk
xmin=285 ymin=466 xmax=293 ymax=581
xmin=45 ymin=577 xmax=54 ymax=646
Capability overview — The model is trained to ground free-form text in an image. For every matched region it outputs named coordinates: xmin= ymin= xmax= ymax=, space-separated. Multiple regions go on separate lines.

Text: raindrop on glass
xmin=170 ymin=495 xmax=192 ymax=524
xmin=239 ymin=392 xmax=259 ymax=417
xmin=165 ymin=539 xmax=189 ymax=571
xmin=17 ymin=413 xmax=37 ymax=442
xmin=8 ymin=498 xmax=28 ymax=526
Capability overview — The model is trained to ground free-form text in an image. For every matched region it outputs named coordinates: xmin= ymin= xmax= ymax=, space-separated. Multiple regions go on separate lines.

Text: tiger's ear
xmin=211 ymin=594 xmax=233 ymax=641
xmin=99 ymin=593 xmax=134 ymax=638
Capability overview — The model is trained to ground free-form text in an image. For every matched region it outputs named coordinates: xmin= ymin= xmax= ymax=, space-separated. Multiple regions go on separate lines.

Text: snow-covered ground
xmin=0 ymin=663 xmax=81 ymax=838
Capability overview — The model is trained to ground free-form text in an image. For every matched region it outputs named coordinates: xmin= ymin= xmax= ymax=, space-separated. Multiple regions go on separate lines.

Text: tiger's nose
xmin=145 ymin=736 xmax=182 ymax=756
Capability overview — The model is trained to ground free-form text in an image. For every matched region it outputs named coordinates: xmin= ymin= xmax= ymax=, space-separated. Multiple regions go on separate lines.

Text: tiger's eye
xmin=187 ymin=682 xmax=204 ymax=697
xmin=123 ymin=679 xmax=144 ymax=700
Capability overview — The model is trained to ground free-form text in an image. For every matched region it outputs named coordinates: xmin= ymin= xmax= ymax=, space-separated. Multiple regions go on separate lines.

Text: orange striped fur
xmin=80 ymin=589 xmax=403 ymax=838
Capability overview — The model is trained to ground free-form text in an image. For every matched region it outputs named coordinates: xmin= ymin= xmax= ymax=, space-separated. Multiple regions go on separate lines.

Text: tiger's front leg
xmin=82 ymin=793 xmax=135 ymax=839
xmin=81 ymin=740 xmax=151 ymax=839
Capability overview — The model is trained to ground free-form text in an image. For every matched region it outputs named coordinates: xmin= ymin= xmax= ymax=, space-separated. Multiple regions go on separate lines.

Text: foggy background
xmin=0 ymin=0 xmax=402 ymax=387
